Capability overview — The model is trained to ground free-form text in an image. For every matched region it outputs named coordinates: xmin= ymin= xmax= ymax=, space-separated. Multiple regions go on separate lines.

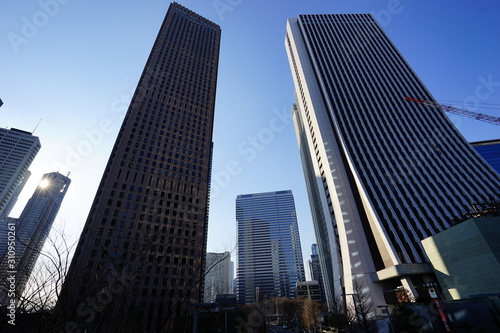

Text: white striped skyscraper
xmin=0 ymin=128 xmax=40 ymax=217
xmin=236 ymin=190 xmax=305 ymax=304
xmin=285 ymin=14 xmax=500 ymax=309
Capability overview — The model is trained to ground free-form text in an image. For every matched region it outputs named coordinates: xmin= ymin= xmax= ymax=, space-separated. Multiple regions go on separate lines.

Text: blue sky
xmin=1 ymin=0 xmax=499 ymax=276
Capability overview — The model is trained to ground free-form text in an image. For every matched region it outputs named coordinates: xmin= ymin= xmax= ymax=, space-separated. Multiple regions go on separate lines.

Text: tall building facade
xmin=285 ymin=14 xmax=500 ymax=310
xmin=236 ymin=190 xmax=305 ymax=304
xmin=203 ymin=251 xmax=232 ymax=303
xmin=2 ymin=170 xmax=31 ymax=218
xmin=309 ymin=244 xmax=326 ymax=303
xmin=471 ymin=139 xmax=500 ymax=174
xmin=61 ymin=3 xmax=220 ymax=332
xmin=0 ymin=172 xmax=70 ymax=304
xmin=0 ymin=128 xmax=40 ymax=217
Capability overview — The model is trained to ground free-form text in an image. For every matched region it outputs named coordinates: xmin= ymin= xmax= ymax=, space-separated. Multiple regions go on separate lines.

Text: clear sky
xmin=1 ymin=0 xmax=499 ymax=278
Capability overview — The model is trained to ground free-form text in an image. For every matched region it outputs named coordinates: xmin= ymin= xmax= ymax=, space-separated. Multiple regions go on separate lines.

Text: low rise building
xmin=422 ymin=216 xmax=500 ymax=300
xmin=296 ymin=281 xmax=322 ymax=302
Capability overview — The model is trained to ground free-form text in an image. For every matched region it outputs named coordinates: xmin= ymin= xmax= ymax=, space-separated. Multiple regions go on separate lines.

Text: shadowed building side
xmin=58 ymin=3 xmax=220 ymax=332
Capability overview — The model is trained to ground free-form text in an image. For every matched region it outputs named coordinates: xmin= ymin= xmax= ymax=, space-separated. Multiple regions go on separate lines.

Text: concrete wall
xmin=422 ymin=216 xmax=500 ymax=300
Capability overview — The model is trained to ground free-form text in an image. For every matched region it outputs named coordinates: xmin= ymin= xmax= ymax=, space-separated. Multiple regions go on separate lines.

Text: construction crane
xmin=404 ymin=97 xmax=500 ymax=126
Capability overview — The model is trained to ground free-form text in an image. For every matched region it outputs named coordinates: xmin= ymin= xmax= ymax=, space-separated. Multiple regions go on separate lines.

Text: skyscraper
xmin=2 ymin=170 xmax=31 ymax=219
xmin=309 ymin=244 xmax=326 ymax=303
xmin=236 ymin=190 xmax=305 ymax=304
xmin=0 ymin=128 xmax=40 ymax=217
xmin=203 ymin=251 xmax=232 ymax=303
xmin=0 ymin=172 xmax=70 ymax=304
xmin=285 ymin=14 xmax=500 ymax=309
xmin=61 ymin=3 xmax=220 ymax=331
xmin=471 ymin=139 xmax=500 ymax=174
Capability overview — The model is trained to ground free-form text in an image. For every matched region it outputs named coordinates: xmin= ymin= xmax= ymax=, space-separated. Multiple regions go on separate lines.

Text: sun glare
xmin=39 ymin=179 xmax=50 ymax=189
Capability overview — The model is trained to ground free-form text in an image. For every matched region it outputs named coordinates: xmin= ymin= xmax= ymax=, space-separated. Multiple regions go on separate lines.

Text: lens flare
xmin=39 ymin=179 xmax=50 ymax=189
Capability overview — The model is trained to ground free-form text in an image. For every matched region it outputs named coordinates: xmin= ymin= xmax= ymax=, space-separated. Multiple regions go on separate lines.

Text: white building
xmin=204 ymin=251 xmax=232 ymax=303
xmin=285 ymin=13 xmax=500 ymax=310
xmin=0 ymin=128 xmax=40 ymax=217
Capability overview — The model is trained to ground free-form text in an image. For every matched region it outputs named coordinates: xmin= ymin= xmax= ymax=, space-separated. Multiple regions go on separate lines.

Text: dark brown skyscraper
xmin=60 ymin=3 xmax=220 ymax=332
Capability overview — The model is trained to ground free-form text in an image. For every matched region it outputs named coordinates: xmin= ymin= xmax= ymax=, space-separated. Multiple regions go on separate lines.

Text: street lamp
xmin=376 ymin=305 xmax=393 ymax=333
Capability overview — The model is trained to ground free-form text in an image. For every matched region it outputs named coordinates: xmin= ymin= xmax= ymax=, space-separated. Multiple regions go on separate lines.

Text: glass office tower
xmin=285 ymin=14 xmax=500 ymax=309
xmin=471 ymin=139 xmax=500 ymax=174
xmin=61 ymin=3 xmax=220 ymax=331
xmin=309 ymin=244 xmax=326 ymax=303
xmin=0 ymin=172 xmax=70 ymax=304
xmin=236 ymin=190 xmax=305 ymax=304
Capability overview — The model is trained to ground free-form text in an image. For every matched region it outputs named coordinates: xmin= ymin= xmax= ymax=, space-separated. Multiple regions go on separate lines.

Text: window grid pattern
xmin=472 ymin=140 xmax=500 ymax=175
xmin=236 ymin=190 xmax=305 ymax=304
xmin=62 ymin=3 xmax=220 ymax=331
xmin=0 ymin=172 xmax=70 ymax=300
xmin=291 ymin=103 xmax=338 ymax=305
xmin=296 ymin=13 xmax=500 ymax=264
xmin=0 ymin=128 xmax=40 ymax=216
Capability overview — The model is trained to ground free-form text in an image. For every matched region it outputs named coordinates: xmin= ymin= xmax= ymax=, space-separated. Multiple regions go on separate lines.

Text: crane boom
xmin=405 ymin=97 xmax=500 ymax=126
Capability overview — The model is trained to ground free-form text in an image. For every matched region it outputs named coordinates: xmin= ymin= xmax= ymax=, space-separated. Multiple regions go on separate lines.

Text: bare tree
xmin=322 ymin=295 xmax=349 ymax=331
xmin=0 ymin=226 xmax=76 ymax=332
xmin=299 ymin=298 xmax=321 ymax=331
xmin=56 ymin=231 xmax=237 ymax=333
xmin=0 ymin=217 xmax=237 ymax=333
xmin=161 ymin=244 xmax=236 ymax=332
xmin=346 ymin=280 xmax=376 ymax=333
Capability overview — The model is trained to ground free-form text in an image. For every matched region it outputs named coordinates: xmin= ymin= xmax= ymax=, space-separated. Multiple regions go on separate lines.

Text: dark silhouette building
xmin=60 ymin=3 xmax=220 ymax=332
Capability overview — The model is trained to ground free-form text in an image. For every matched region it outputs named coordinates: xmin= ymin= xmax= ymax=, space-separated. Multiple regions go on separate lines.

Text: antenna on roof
xmin=32 ymin=118 xmax=42 ymax=134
